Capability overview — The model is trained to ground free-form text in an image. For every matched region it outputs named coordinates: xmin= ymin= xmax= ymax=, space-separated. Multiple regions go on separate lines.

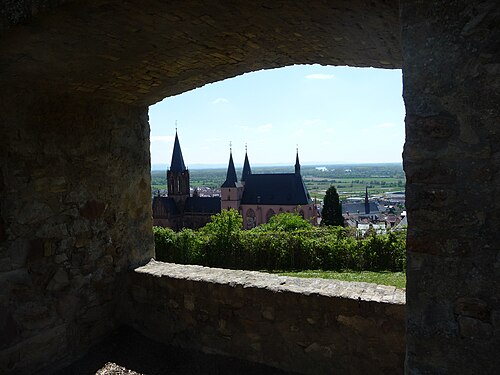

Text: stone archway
xmin=1 ymin=1 xmax=498 ymax=374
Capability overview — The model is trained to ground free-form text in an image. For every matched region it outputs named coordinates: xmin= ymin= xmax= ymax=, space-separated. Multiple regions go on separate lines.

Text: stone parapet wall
xmin=131 ymin=261 xmax=405 ymax=375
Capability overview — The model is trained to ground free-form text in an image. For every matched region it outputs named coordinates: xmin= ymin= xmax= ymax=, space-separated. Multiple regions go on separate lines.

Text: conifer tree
xmin=322 ymin=185 xmax=344 ymax=226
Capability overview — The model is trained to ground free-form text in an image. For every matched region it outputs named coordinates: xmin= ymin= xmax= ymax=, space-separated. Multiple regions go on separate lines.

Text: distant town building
xmin=342 ymin=187 xmax=381 ymax=220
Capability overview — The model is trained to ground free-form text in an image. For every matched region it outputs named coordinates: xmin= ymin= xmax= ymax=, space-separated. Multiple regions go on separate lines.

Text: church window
xmin=266 ymin=209 xmax=275 ymax=223
xmin=246 ymin=208 xmax=256 ymax=229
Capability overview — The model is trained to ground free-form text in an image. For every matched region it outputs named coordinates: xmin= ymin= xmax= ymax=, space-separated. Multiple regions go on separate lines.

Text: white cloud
xmin=150 ymin=135 xmax=175 ymax=142
xmin=204 ymin=137 xmax=222 ymax=142
xmin=377 ymin=122 xmax=397 ymax=128
xmin=212 ymin=97 xmax=229 ymax=104
xmin=257 ymin=123 xmax=273 ymax=132
xmin=303 ymin=119 xmax=323 ymax=126
xmin=324 ymin=128 xmax=335 ymax=134
xmin=239 ymin=125 xmax=250 ymax=131
xmin=305 ymin=73 xmax=334 ymax=80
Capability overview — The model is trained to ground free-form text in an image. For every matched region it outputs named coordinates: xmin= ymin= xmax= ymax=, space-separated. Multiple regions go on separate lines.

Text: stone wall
xmin=1 ymin=0 xmax=499 ymax=373
xmin=0 ymin=93 xmax=154 ymax=374
xmin=0 ymin=0 xmax=401 ymax=105
xmin=401 ymin=1 xmax=500 ymax=372
xmin=130 ymin=261 xmax=405 ymax=375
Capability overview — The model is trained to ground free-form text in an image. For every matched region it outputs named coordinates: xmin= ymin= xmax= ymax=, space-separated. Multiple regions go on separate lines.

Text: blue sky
xmin=149 ymin=65 xmax=405 ymax=167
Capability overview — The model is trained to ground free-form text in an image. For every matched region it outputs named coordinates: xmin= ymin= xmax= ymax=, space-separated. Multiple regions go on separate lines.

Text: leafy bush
xmin=200 ymin=208 xmax=243 ymax=267
xmin=256 ymin=212 xmax=313 ymax=232
xmin=153 ymin=211 xmax=406 ymax=272
xmin=153 ymin=226 xmax=176 ymax=262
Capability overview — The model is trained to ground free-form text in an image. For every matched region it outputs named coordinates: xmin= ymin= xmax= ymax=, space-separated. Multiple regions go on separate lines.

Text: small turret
xmin=221 ymin=142 xmax=242 ymax=211
xmin=364 ymin=186 xmax=370 ymax=214
xmin=222 ymin=150 xmax=238 ymax=188
xmin=241 ymin=144 xmax=252 ymax=183
xmin=295 ymin=147 xmax=301 ymax=175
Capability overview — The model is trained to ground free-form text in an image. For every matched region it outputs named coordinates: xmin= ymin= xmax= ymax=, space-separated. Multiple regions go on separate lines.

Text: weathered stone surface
xmin=0 ymin=0 xmax=401 ymax=106
xmin=131 ymin=261 xmax=405 ymax=375
xmin=402 ymin=0 xmax=500 ymax=373
xmin=0 ymin=0 xmax=499 ymax=373
xmin=0 ymin=94 xmax=154 ymax=374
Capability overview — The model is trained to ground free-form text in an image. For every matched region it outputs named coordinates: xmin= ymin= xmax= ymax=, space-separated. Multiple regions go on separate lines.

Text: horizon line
xmin=151 ymin=161 xmax=403 ymax=170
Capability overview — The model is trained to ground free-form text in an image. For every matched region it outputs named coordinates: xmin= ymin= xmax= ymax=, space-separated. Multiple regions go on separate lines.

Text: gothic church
xmin=152 ymin=133 xmax=316 ymax=230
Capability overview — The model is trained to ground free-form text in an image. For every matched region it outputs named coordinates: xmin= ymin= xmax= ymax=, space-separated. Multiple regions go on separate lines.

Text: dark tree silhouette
xmin=322 ymin=185 xmax=344 ymax=226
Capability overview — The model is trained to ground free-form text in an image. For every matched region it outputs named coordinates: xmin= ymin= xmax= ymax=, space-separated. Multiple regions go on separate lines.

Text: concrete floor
xmin=54 ymin=326 xmax=294 ymax=375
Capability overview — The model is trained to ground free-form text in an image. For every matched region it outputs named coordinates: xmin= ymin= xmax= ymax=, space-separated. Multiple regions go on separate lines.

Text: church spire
xmin=241 ymin=143 xmax=252 ymax=182
xmin=365 ymin=186 xmax=370 ymax=214
xmin=167 ymin=127 xmax=190 ymax=200
xmin=295 ymin=146 xmax=301 ymax=175
xmin=170 ymin=129 xmax=186 ymax=172
xmin=222 ymin=142 xmax=238 ymax=187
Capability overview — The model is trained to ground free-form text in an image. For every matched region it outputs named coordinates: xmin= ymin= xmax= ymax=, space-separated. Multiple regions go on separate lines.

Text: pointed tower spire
xmin=170 ymin=130 xmax=186 ymax=172
xmin=167 ymin=127 xmax=190 ymax=201
xmin=241 ymin=143 xmax=252 ymax=182
xmin=364 ymin=186 xmax=370 ymax=214
xmin=295 ymin=145 xmax=301 ymax=175
xmin=222 ymin=143 xmax=238 ymax=187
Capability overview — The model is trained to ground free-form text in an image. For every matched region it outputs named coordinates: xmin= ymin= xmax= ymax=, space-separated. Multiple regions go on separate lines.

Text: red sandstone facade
xmin=221 ymin=149 xmax=317 ymax=228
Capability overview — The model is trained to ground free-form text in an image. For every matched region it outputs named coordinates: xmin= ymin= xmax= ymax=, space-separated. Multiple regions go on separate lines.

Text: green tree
xmin=200 ymin=208 xmax=243 ymax=266
xmin=257 ymin=212 xmax=312 ymax=232
xmin=322 ymin=185 xmax=344 ymax=226
xmin=201 ymin=208 xmax=242 ymax=239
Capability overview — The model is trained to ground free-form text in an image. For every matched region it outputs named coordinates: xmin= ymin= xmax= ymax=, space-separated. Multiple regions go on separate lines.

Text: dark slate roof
xmin=152 ymin=196 xmax=179 ymax=217
xmin=221 ymin=152 xmax=238 ymax=188
xmin=240 ymin=173 xmax=312 ymax=205
xmin=169 ymin=132 xmax=186 ymax=172
xmin=341 ymin=202 xmax=380 ymax=214
xmin=241 ymin=152 xmax=251 ymax=182
xmin=184 ymin=197 xmax=221 ymax=214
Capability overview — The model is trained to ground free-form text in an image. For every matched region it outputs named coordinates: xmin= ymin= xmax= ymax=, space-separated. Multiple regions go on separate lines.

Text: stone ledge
xmin=135 ymin=259 xmax=405 ymax=305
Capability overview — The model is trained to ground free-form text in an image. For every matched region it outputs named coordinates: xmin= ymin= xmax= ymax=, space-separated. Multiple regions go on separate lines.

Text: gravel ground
xmin=55 ymin=327 xmax=293 ymax=375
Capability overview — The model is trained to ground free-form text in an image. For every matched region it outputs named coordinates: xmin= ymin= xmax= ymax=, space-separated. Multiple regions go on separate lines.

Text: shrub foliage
xmin=153 ymin=210 xmax=406 ymax=272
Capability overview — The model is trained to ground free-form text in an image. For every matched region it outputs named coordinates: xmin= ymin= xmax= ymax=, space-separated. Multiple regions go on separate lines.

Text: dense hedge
xmin=153 ymin=211 xmax=406 ymax=272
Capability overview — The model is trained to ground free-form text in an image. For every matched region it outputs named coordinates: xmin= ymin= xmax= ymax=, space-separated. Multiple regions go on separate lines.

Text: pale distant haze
xmin=149 ymin=65 xmax=405 ymax=168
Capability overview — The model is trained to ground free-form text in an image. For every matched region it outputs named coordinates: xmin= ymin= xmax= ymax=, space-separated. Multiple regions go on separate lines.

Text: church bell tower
xmin=167 ymin=131 xmax=190 ymax=206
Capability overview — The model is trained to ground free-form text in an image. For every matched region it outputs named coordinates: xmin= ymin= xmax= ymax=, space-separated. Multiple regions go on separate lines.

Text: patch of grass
xmin=274 ymin=270 xmax=406 ymax=289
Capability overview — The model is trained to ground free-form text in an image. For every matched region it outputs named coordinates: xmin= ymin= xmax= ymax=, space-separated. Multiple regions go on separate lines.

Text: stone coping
xmin=135 ymin=260 xmax=405 ymax=305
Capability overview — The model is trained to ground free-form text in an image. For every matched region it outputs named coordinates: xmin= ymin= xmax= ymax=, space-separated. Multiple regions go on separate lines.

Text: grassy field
xmin=152 ymin=163 xmax=405 ymax=199
xmin=275 ymin=270 xmax=406 ymax=289
xmin=304 ymin=177 xmax=404 ymax=199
